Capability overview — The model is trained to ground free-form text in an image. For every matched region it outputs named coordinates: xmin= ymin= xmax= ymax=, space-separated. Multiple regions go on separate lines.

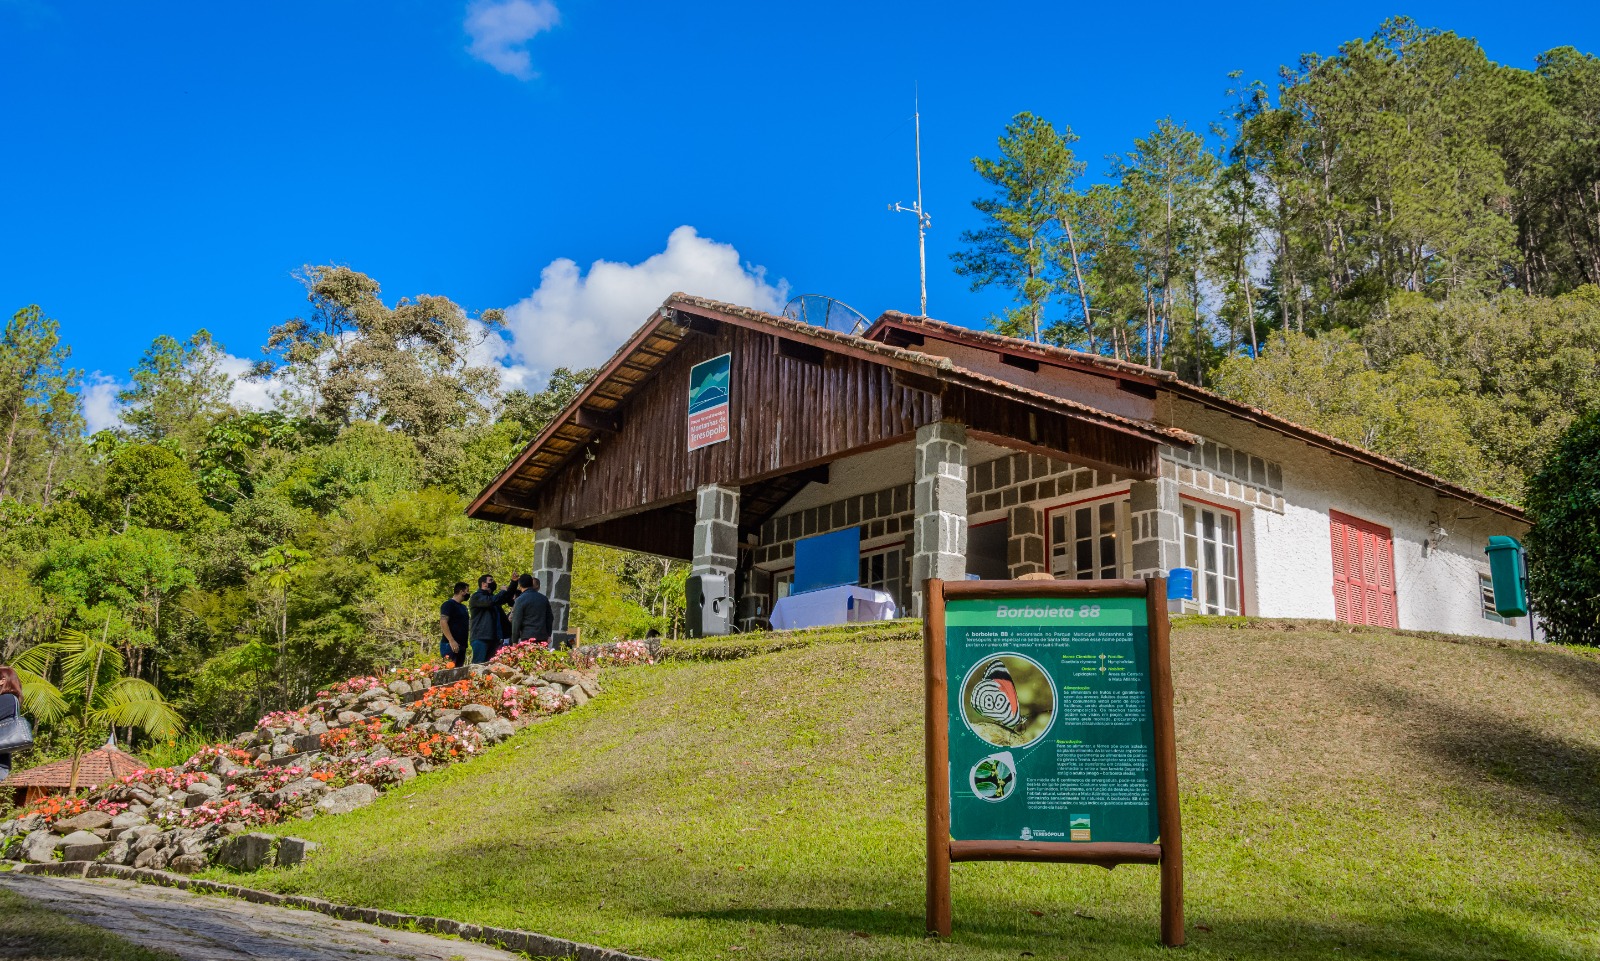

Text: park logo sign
xmin=687 ymin=352 xmax=731 ymax=451
xmin=922 ymin=576 xmax=1185 ymax=947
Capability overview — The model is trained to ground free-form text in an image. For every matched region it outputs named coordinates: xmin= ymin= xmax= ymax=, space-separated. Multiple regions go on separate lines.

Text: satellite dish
xmin=782 ymin=294 xmax=871 ymax=337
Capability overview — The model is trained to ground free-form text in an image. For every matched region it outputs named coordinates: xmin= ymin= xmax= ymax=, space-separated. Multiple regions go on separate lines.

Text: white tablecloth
xmin=770 ymin=585 xmax=899 ymax=631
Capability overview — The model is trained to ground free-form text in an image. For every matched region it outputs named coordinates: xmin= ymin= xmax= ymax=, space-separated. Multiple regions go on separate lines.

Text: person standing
xmin=0 ymin=665 xmax=23 ymax=782
xmin=510 ymin=574 xmax=553 ymax=646
xmin=468 ymin=573 xmax=517 ymax=664
xmin=438 ymin=582 xmax=471 ymax=668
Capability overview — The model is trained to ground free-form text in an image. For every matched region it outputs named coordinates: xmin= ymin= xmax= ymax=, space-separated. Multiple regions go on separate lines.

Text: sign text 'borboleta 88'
xmin=924 ymin=576 xmax=1183 ymax=945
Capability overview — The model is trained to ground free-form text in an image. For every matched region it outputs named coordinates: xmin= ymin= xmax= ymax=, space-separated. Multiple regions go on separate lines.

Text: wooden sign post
xmin=924 ymin=577 xmax=1183 ymax=947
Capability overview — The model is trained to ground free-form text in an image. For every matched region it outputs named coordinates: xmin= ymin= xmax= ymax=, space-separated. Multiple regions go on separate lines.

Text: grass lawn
xmin=241 ymin=620 xmax=1600 ymax=960
xmin=0 ymin=885 xmax=181 ymax=961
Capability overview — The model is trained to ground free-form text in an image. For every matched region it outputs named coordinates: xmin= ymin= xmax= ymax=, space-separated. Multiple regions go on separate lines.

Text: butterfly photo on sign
xmin=959 ymin=653 xmax=1055 ymax=749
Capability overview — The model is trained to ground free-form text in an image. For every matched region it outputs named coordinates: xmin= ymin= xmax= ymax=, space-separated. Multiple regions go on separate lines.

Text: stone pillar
xmin=533 ymin=528 xmax=576 ymax=646
xmin=911 ymin=421 xmax=968 ymax=617
xmin=692 ymin=484 xmax=740 ymax=580
xmin=1007 ymin=505 xmax=1046 ymax=577
xmin=1129 ymin=477 xmax=1182 ymax=580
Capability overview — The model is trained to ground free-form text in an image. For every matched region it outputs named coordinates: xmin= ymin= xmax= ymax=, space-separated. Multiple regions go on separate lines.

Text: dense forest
xmin=3 ymin=17 xmax=1597 ymax=750
xmin=0 ymin=268 xmax=683 ymax=748
xmin=956 ymin=18 xmax=1600 ymax=500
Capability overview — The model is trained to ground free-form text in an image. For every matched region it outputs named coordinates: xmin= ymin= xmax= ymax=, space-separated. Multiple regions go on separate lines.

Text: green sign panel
xmin=945 ymin=597 xmax=1158 ymax=844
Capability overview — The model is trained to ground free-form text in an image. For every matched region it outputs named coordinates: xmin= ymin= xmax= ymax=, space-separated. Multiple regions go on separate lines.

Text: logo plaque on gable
xmin=687 ymin=352 xmax=731 ymax=451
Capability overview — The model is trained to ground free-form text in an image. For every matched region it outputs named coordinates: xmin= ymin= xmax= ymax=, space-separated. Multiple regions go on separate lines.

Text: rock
xmin=185 ymin=780 xmax=220 ymax=802
xmin=110 ymin=811 xmax=148 ymax=830
xmin=267 ymin=778 xmax=330 ymax=807
xmin=129 ymin=788 xmax=156 ymax=806
xmin=125 ymin=824 xmax=161 ymax=841
xmin=565 ymin=685 xmax=590 ymax=707
xmin=307 ymin=720 xmax=328 ymax=737
xmin=314 ymin=783 xmax=378 ymax=816
xmin=103 ymin=840 xmax=130 ymax=864
xmin=169 ymin=853 xmax=208 ymax=874
xmin=480 ymin=717 xmax=515 ymax=742
xmin=217 ymin=832 xmax=276 ymax=872
xmin=219 ymin=822 xmax=248 ymax=836
xmin=335 ymin=710 xmax=364 ymax=726
xmin=365 ymin=745 xmax=392 ymax=762
xmin=540 ymin=670 xmax=587 ymax=688
xmin=22 ymin=830 xmax=62 ymax=863
xmin=132 ymin=832 xmax=165 ymax=854
xmin=387 ymin=681 xmax=411 ymax=696
xmin=276 ymin=837 xmax=320 ymax=867
xmin=52 ymin=810 xmax=114 ymax=834
xmin=271 ymin=742 xmax=293 ymax=757
xmin=388 ymin=758 xmax=416 ymax=782
xmin=63 ymin=840 xmax=114 ymax=863
xmin=381 ymin=706 xmax=415 ymax=728
xmin=574 ymin=675 xmax=600 ymax=698
xmin=57 ymin=830 xmax=102 ymax=848
xmin=133 ymin=846 xmax=169 ymax=871
xmin=459 ymin=703 xmax=496 ymax=724
xmin=178 ymin=836 xmax=209 ymax=857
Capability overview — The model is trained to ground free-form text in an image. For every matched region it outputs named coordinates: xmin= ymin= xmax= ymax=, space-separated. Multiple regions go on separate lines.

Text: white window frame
xmin=1480 ymin=573 xmax=1518 ymax=626
xmin=1182 ymin=497 xmax=1243 ymax=616
xmin=1046 ymin=493 xmax=1132 ymax=581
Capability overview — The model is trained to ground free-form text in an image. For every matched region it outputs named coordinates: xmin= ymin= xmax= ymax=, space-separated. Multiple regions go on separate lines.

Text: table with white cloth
xmin=769 ymin=585 xmax=899 ymax=631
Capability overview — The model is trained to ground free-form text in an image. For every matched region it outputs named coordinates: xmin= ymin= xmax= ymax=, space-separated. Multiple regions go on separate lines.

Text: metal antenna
xmin=889 ymin=90 xmax=932 ymax=316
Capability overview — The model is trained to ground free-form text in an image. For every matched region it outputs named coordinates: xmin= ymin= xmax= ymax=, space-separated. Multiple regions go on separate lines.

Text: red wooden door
xmin=1330 ymin=511 xmax=1397 ymax=627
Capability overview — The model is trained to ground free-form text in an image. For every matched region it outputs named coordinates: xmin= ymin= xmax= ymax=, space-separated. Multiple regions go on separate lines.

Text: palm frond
xmin=9 ymin=641 xmax=60 ymax=677
xmin=89 ymin=677 xmax=183 ymax=738
xmin=56 ymin=626 xmax=126 ymax=695
xmin=12 ymin=667 xmax=68 ymax=723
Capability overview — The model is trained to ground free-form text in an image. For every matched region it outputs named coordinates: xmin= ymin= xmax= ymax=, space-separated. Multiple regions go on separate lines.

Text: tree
xmin=1524 ymin=410 xmax=1600 ymax=646
xmin=12 ymin=621 xmax=183 ymax=791
xmin=118 ymin=330 xmax=235 ymax=451
xmin=953 ymin=114 xmax=1084 ymax=342
xmin=0 ymin=306 xmax=80 ymax=501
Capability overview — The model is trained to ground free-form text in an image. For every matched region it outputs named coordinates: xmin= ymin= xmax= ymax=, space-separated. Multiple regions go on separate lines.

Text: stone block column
xmin=1129 ymin=477 xmax=1182 ymax=580
xmin=533 ymin=528 xmax=576 ymax=645
xmin=911 ymin=421 xmax=968 ymax=617
xmin=692 ymin=484 xmax=740 ymax=636
xmin=1007 ymin=505 xmax=1046 ymax=577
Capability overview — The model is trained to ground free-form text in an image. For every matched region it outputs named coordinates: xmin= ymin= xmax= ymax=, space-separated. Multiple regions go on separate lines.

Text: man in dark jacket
xmin=468 ymin=573 xmax=518 ymax=663
xmin=510 ymin=574 xmax=553 ymax=646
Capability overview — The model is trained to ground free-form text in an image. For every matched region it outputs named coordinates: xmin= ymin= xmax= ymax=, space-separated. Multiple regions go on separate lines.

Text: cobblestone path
xmin=0 ymin=873 xmax=526 ymax=961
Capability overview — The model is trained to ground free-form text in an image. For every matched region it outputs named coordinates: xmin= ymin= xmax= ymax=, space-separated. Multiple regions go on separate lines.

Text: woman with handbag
xmin=0 ymin=664 xmax=26 ymax=782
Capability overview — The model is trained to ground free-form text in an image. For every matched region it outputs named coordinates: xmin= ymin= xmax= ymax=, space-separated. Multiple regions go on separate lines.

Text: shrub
xmin=1526 ymin=409 xmax=1600 ymax=646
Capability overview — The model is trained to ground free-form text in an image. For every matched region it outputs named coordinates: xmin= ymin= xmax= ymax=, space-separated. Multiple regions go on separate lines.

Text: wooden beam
xmin=573 ymin=407 xmax=622 ymax=433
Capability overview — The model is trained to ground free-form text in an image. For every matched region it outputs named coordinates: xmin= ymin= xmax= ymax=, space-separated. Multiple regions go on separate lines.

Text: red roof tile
xmin=6 ymin=746 xmax=146 ymax=789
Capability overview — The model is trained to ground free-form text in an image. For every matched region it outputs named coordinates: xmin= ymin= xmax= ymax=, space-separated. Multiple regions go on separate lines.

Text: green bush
xmin=1525 ymin=409 xmax=1600 ymax=646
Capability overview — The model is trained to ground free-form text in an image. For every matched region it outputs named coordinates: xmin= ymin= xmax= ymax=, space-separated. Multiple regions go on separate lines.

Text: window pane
xmin=1100 ymin=535 xmax=1117 ymax=568
xmin=1099 ymin=503 xmax=1116 ymax=535
xmin=1224 ymin=578 xmax=1238 ymax=614
xmin=1185 ymin=535 xmax=1198 ymax=569
xmin=1075 ymin=508 xmax=1091 ymax=538
xmin=1076 ymin=540 xmax=1093 ymax=576
xmin=1203 ymin=510 xmax=1216 ymax=540
xmin=1206 ymin=573 xmax=1219 ymax=609
xmin=1204 ymin=538 xmax=1216 ymax=572
xmin=1223 ymin=544 xmax=1236 ymax=578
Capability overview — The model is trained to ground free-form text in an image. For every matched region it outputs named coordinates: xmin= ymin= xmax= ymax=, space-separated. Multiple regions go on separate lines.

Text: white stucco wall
xmin=1170 ymin=400 xmax=1534 ymax=641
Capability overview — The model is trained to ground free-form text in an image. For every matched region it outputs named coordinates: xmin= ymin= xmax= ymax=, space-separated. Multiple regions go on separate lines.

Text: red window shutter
xmin=1330 ymin=517 xmax=1351 ymax=623
xmin=1330 ymin=511 xmax=1397 ymax=628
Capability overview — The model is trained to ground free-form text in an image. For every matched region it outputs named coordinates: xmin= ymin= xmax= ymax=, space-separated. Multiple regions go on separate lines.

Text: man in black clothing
xmin=438 ymin=582 xmax=471 ymax=668
xmin=510 ymin=574 xmax=553 ymax=646
xmin=468 ymin=573 xmax=518 ymax=664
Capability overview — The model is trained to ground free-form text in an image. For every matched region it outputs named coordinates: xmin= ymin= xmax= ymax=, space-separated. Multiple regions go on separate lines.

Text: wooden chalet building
xmin=469 ymin=294 xmax=1534 ymax=641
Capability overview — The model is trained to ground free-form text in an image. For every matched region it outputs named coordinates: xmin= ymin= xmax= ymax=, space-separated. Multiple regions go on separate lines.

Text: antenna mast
xmin=889 ymin=92 xmax=932 ymax=316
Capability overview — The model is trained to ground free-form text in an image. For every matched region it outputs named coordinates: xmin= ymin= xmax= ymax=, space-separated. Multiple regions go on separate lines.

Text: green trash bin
xmin=1484 ymin=536 xmax=1529 ymax=618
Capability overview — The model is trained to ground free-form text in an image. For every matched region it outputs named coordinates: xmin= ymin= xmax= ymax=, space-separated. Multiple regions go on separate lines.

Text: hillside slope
xmin=245 ymin=621 xmax=1600 ymax=960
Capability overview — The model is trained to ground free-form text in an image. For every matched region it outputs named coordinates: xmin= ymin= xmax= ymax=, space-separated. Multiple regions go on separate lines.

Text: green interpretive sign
xmin=944 ymin=596 xmax=1158 ymax=845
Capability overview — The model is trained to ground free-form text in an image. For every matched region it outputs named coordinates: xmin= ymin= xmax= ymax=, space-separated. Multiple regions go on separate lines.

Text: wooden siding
xmin=529 ymin=322 xmax=943 ymax=530
xmin=948 ymin=388 xmax=1161 ymax=479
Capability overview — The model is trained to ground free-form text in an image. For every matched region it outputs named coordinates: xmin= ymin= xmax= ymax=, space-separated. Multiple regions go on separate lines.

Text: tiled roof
xmin=866 ymin=312 xmax=1527 ymax=521
xmin=5 ymin=746 xmax=146 ymax=789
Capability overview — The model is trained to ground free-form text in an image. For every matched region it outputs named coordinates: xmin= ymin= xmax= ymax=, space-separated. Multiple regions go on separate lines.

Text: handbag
xmin=0 ymin=713 xmax=33 ymax=754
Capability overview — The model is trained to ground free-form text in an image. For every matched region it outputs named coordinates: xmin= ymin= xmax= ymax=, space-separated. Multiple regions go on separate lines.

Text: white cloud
xmin=215 ymin=352 xmax=284 ymax=412
xmin=464 ymin=0 xmax=560 ymax=80
xmin=501 ymin=225 xmax=789 ymax=384
xmin=81 ymin=373 xmax=123 ymax=434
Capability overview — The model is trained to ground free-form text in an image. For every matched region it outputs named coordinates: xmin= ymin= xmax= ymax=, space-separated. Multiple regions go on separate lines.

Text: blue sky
xmin=2 ymin=1 xmax=1594 ymax=428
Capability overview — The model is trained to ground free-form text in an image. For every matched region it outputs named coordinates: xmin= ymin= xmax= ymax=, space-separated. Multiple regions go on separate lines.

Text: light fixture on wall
xmin=1424 ymin=511 xmax=1448 ymax=554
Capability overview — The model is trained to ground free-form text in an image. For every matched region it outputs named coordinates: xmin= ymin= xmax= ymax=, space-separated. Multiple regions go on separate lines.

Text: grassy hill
xmin=241 ymin=620 xmax=1600 ymax=960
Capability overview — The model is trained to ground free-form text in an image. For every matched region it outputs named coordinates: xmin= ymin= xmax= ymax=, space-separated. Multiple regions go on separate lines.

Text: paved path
xmin=0 ymin=873 xmax=525 ymax=961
